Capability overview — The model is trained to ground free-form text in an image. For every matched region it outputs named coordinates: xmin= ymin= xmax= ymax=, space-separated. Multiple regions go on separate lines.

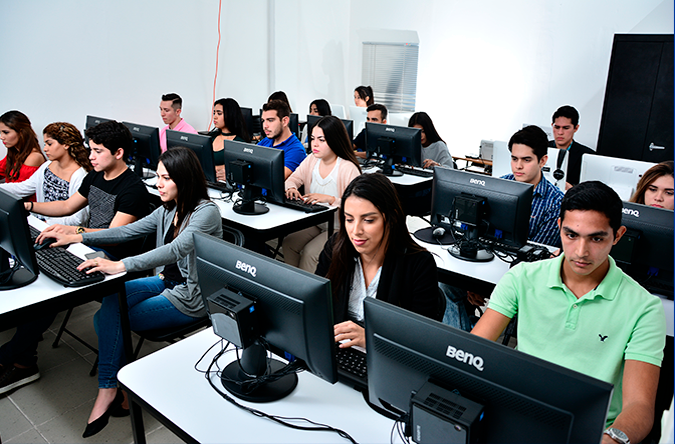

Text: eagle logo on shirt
xmin=599 ymin=334 xmax=608 ymax=342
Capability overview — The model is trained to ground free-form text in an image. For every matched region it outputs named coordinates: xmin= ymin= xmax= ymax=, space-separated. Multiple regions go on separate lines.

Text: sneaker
xmin=0 ymin=364 xmax=40 ymax=395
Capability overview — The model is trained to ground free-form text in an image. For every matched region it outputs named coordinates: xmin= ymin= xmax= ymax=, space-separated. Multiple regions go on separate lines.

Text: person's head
xmin=551 ymin=105 xmax=579 ymax=149
xmin=160 ymin=93 xmax=183 ymax=127
xmin=630 ymin=160 xmax=674 ymax=210
xmin=309 ymin=99 xmax=332 ymax=117
xmin=354 ymin=86 xmax=374 ymax=107
xmin=213 ymin=98 xmax=251 ymax=142
xmin=84 ymin=121 xmax=133 ymax=172
xmin=268 ymin=91 xmax=292 ymax=112
xmin=0 ymin=110 xmax=41 ymax=180
xmin=42 ymin=122 xmax=92 ymax=171
xmin=558 ymin=181 xmax=626 ymax=278
xmin=507 ymin=125 xmax=549 ymax=185
xmin=366 ymin=104 xmax=387 ymax=124
xmin=261 ymin=99 xmax=291 ymax=141
xmin=408 ymin=112 xmax=443 ymax=147
xmin=311 ymin=116 xmax=361 ymax=170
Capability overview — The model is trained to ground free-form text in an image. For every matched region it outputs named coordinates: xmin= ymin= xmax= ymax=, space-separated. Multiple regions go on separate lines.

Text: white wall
xmin=1 ymin=0 xmax=672 ymax=158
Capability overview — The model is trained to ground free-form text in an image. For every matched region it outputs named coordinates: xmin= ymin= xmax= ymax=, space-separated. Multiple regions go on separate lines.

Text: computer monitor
xmin=222 ymin=139 xmax=285 ymax=215
xmin=349 ymin=105 xmax=368 ymax=134
xmin=166 ymin=130 xmax=217 ymax=183
xmin=305 ymin=115 xmax=354 ymax=142
xmin=365 ymin=122 xmax=422 ymax=176
xmin=612 ymin=201 xmax=674 ymax=297
xmin=364 ymin=297 xmax=613 ymax=443
xmin=0 ymin=188 xmax=39 ymax=290
xmin=240 ymin=107 xmax=253 ymax=138
xmin=122 ymin=121 xmax=161 ymax=179
xmin=193 ymin=232 xmax=337 ymax=402
xmin=580 ymin=153 xmax=656 ymax=200
xmin=84 ymin=115 xmax=113 ymax=148
xmin=414 ymin=167 xmax=533 ymax=261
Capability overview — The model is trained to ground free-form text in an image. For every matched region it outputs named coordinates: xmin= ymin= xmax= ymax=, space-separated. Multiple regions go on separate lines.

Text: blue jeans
xmin=439 ymin=283 xmax=473 ymax=332
xmin=94 ymin=276 xmax=196 ymax=388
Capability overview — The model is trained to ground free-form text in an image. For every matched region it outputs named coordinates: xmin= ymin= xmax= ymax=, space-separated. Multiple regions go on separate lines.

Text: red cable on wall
xmin=208 ymin=0 xmax=223 ymax=131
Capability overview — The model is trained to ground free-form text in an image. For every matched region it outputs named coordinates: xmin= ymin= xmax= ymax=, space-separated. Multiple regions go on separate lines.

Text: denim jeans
xmin=439 ymin=282 xmax=473 ymax=332
xmin=94 ymin=275 xmax=196 ymax=388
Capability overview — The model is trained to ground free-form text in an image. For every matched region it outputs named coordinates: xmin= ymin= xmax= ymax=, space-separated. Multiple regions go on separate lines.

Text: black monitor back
xmin=166 ymin=130 xmax=216 ymax=183
xmin=365 ymin=122 xmax=422 ymax=167
xmin=222 ymin=139 xmax=285 ymax=205
xmin=240 ymin=107 xmax=254 ymax=138
xmin=0 ymin=188 xmax=39 ymax=289
xmin=122 ymin=121 xmax=161 ymax=176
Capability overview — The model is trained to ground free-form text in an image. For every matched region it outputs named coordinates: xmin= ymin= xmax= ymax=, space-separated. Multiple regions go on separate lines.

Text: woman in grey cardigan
xmin=40 ymin=147 xmax=222 ymax=437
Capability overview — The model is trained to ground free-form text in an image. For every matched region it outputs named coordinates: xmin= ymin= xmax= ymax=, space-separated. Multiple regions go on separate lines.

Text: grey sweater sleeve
xmin=423 ymin=141 xmax=454 ymax=168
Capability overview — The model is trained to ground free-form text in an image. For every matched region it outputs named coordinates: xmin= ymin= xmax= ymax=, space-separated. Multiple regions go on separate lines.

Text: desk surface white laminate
xmin=118 ymin=329 xmax=398 ymax=444
xmin=362 ymin=166 xmax=432 ymax=186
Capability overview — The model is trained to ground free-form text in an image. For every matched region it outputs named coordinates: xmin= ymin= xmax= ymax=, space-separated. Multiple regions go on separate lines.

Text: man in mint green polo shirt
xmin=472 ymin=181 xmax=666 ymax=444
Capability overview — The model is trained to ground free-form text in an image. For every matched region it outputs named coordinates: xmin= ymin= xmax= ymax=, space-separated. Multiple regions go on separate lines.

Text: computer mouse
xmin=432 ymin=227 xmax=446 ymax=239
xmin=34 ymin=237 xmax=57 ymax=251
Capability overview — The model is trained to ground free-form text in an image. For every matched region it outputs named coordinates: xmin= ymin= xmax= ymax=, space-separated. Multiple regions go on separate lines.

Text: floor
xmin=0 ymin=302 xmax=183 ymax=444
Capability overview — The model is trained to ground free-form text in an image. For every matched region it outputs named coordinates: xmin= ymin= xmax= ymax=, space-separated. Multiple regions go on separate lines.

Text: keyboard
xmin=280 ymin=198 xmax=327 ymax=213
xmin=207 ymin=181 xmax=235 ymax=193
xmin=29 ymin=226 xmax=105 ymax=287
xmin=335 ymin=343 xmax=368 ymax=390
xmin=397 ymin=165 xmax=434 ymax=177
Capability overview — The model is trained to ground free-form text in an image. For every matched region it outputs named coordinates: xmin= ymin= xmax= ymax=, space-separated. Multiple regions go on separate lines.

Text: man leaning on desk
xmin=472 ymin=181 xmax=666 ymax=444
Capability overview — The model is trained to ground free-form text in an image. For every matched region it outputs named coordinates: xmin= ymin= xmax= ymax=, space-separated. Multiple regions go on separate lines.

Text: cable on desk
xmin=391 ymin=418 xmax=410 ymax=444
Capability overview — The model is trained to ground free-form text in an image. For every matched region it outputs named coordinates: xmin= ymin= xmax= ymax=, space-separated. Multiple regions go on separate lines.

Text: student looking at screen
xmin=629 ymin=160 xmax=674 ymax=210
xmin=352 ymin=103 xmax=387 ymax=158
xmin=40 ymin=147 xmax=223 ymax=438
xmin=472 ymin=181 xmax=666 ymax=444
xmin=257 ymin=100 xmax=305 ymax=179
xmin=408 ymin=111 xmax=454 ymax=169
xmin=301 ymin=99 xmax=332 ymax=144
xmin=159 ymin=93 xmax=197 ymax=152
xmin=548 ymin=105 xmax=594 ymax=189
xmin=316 ymin=173 xmax=442 ymax=349
xmin=0 ymin=110 xmax=46 ymax=187
xmin=353 ymin=85 xmax=374 ymax=108
xmin=211 ymin=97 xmax=251 ymax=181
xmin=284 ymin=116 xmax=361 ymax=273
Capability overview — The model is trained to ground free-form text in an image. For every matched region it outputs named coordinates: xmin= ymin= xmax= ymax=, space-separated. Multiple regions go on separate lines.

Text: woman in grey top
xmin=39 ymin=147 xmax=223 ymax=437
xmin=408 ymin=112 xmax=454 ymax=169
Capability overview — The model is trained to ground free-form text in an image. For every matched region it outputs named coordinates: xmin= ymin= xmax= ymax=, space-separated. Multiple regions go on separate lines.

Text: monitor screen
xmin=414 ymin=167 xmax=532 ymax=261
xmin=84 ymin=115 xmax=113 ymax=148
xmin=365 ymin=122 xmax=422 ymax=176
xmin=305 ymin=115 xmax=354 ymax=143
xmin=580 ymin=154 xmax=656 ymax=201
xmin=612 ymin=201 xmax=673 ymax=297
xmin=122 ymin=121 xmax=160 ymax=179
xmin=364 ymin=298 xmax=613 ymax=443
xmin=194 ymin=232 xmax=337 ymax=402
xmin=240 ymin=107 xmax=254 ymax=138
xmin=222 ymin=139 xmax=285 ymax=215
xmin=166 ymin=130 xmax=216 ymax=183
xmin=0 ymin=188 xmax=39 ymax=290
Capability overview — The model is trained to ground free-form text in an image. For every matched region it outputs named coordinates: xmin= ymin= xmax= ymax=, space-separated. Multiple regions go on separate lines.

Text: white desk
xmin=118 ymin=329 xmax=398 ymax=444
xmin=362 ymin=166 xmax=432 ymax=186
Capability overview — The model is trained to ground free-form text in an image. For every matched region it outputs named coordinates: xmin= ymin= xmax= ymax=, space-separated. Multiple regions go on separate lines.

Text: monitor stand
xmin=0 ymin=251 xmax=38 ymax=291
xmin=232 ymin=187 xmax=269 ymax=215
xmin=448 ymin=227 xmax=494 ymax=262
xmin=378 ymin=157 xmax=403 ymax=177
xmin=134 ymin=158 xmax=156 ymax=179
xmin=414 ymin=226 xmax=456 ymax=245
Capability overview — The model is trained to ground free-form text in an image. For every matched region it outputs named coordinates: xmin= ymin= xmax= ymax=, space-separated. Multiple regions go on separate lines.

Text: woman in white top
xmin=283 ymin=116 xmax=361 ymax=272
xmin=2 ymin=122 xmax=91 ymax=225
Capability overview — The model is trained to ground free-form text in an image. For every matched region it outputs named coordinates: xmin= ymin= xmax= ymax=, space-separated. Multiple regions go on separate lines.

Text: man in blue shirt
xmin=258 ymin=99 xmax=305 ymax=179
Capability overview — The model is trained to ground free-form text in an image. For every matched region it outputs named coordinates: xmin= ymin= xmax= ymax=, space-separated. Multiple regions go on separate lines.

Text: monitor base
xmin=413 ymin=227 xmax=456 ymax=245
xmin=220 ymin=358 xmax=298 ymax=403
xmin=0 ymin=267 xmax=38 ymax=291
xmin=233 ymin=201 xmax=269 ymax=215
xmin=378 ymin=167 xmax=403 ymax=177
xmin=449 ymin=244 xmax=494 ymax=262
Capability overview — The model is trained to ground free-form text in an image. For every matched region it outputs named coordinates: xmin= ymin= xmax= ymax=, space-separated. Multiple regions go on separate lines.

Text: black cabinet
xmin=597 ymin=34 xmax=673 ymax=163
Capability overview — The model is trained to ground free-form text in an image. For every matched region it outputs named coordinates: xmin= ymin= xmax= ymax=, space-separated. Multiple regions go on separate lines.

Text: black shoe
xmin=82 ymin=389 xmax=124 ymax=438
xmin=0 ymin=364 xmax=40 ymax=395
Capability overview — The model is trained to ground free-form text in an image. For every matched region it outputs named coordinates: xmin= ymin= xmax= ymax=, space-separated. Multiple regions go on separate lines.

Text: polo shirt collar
xmin=547 ymin=254 xmax=621 ymax=301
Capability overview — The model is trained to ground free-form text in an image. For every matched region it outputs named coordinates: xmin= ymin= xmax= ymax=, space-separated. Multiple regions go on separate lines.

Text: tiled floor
xmin=0 ymin=302 xmax=183 ymax=444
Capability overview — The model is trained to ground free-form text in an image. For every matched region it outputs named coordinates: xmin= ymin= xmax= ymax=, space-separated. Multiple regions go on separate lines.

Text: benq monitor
xmin=240 ymin=107 xmax=253 ymax=138
xmin=166 ymin=130 xmax=217 ymax=183
xmin=193 ymin=232 xmax=337 ymax=402
xmin=0 ymin=188 xmax=39 ymax=290
xmin=122 ymin=121 xmax=161 ymax=179
xmin=222 ymin=139 xmax=285 ymax=215
xmin=364 ymin=298 xmax=613 ymax=443
xmin=365 ymin=122 xmax=422 ymax=176
xmin=306 ymin=115 xmax=354 ymax=143
xmin=414 ymin=167 xmax=533 ymax=261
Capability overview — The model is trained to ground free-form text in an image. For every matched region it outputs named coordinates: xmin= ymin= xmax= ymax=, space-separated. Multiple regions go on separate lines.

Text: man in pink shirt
xmin=159 ymin=93 xmax=198 ymax=152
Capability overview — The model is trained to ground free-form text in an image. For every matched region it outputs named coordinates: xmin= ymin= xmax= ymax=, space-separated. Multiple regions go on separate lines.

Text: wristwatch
xmin=604 ymin=427 xmax=630 ymax=444
xmin=76 ymin=227 xmax=86 ymax=234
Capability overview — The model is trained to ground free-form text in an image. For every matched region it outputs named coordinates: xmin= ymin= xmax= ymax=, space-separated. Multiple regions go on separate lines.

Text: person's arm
xmin=471 ymin=308 xmax=512 ymax=341
xmin=29 ymin=191 xmax=88 ymax=217
xmin=601 ymin=360 xmax=660 ymax=444
xmin=0 ymin=162 xmax=42 ymax=196
xmin=285 ymin=156 xmax=311 ymax=192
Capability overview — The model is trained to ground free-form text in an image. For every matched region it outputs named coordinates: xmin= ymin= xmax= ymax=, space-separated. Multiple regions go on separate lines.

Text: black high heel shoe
xmin=82 ymin=389 xmax=124 ymax=438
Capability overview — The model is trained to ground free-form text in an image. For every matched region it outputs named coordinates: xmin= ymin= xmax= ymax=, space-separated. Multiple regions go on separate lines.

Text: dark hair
xmin=366 ymin=103 xmax=388 ymax=121
xmin=157 ymin=147 xmax=210 ymax=237
xmin=408 ymin=112 xmax=443 ymax=147
xmin=262 ymin=99 xmax=291 ymax=121
xmin=84 ymin=120 xmax=133 ymax=156
xmin=326 ymin=173 xmax=425 ymax=297
xmin=354 ymin=86 xmax=374 ymax=106
xmin=630 ymin=160 xmax=674 ymax=205
xmin=43 ymin=122 xmax=92 ymax=171
xmin=313 ymin=116 xmax=361 ymax=172
xmin=508 ymin=125 xmax=548 ymax=161
xmin=161 ymin=93 xmax=182 ymax=110
xmin=552 ymin=105 xmax=580 ymax=126
xmin=309 ymin=99 xmax=332 ymax=117
xmin=267 ymin=91 xmax=292 ymax=112
xmin=560 ymin=181 xmax=623 ymax=236
xmin=213 ymin=98 xmax=251 ymax=143
xmin=0 ymin=110 xmax=42 ymax=181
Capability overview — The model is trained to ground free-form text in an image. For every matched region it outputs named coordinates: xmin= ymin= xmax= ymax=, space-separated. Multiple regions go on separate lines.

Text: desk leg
xmin=117 ymin=282 xmax=134 ymax=363
xmin=129 ymin=399 xmax=146 ymax=444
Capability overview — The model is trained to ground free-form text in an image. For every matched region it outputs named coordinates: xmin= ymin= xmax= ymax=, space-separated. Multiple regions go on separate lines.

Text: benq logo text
xmin=235 ymin=260 xmax=257 ymax=277
xmin=180 ymin=136 xmax=189 ymax=141
xmin=446 ymin=345 xmax=484 ymax=371
xmin=622 ymin=208 xmax=639 ymax=218
xmin=243 ymin=148 xmax=254 ymax=154
xmin=470 ymin=178 xmax=486 ymax=187
xmin=385 ymin=127 xmax=396 ymax=133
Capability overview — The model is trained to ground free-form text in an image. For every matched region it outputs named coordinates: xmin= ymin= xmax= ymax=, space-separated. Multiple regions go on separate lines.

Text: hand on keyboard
xmin=334 ymin=320 xmax=366 ymax=349
xmin=77 ymin=256 xmax=126 ymax=275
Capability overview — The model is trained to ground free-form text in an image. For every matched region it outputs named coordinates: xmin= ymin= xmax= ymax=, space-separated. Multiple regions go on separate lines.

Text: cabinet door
xmin=642 ymin=41 xmax=673 ymax=162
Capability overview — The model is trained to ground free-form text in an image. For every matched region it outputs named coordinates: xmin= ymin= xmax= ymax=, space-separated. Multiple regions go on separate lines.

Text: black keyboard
xmin=29 ymin=226 xmax=105 ymax=287
xmin=397 ymin=165 xmax=434 ymax=177
xmin=335 ymin=344 xmax=368 ymax=390
xmin=207 ymin=180 xmax=235 ymax=193
xmin=280 ymin=198 xmax=327 ymax=213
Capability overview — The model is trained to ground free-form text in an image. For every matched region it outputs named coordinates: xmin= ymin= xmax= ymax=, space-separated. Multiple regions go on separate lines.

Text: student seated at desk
xmin=629 ymin=160 xmax=674 ymax=210
xmin=316 ymin=173 xmax=443 ymax=348
xmin=352 ymin=103 xmax=387 ymax=159
xmin=548 ymin=105 xmax=594 ymax=189
xmin=159 ymin=93 xmax=197 ymax=153
xmin=300 ymin=98 xmax=332 ymax=144
xmin=211 ymin=97 xmax=251 ymax=181
xmin=472 ymin=181 xmax=666 ymax=444
xmin=0 ymin=110 xmax=46 ymax=188
xmin=353 ymin=85 xmax=374 ymax=108
xmin=258 ymin=100 xmax=305 ymax=179
xmin=408 ymin=112 xmax=454 ymax=169
xmin=40 ymin=147 xmax=223 ymax=438
xmin=283 ymin=116 xmax=361 ymax=273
